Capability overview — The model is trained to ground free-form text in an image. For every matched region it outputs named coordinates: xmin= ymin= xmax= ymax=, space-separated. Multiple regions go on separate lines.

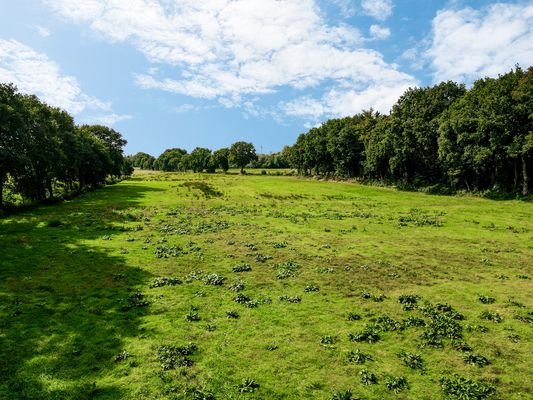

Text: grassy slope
xmin=0 ymin=171 xmax=531 ymax=399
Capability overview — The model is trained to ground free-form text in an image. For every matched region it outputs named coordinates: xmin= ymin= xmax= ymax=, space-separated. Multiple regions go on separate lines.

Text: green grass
xmin=0 ymin=171 xmax=531 ymax=399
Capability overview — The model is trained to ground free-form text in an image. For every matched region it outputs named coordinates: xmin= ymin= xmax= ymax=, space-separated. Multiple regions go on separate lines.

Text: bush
xmin=348 ymin=326 xmax=380 ymax=343
xmin=204 ymin=273 xmax=226 ymax=286
xmin=346 ymin=349 xmax=373 ymax=364
xmin=385 ymin=376 xmax=409 ymax=392
xmin=237 ymin=378 xmax=259 ymax=393
xmin=359 ymin=369 xmax=378 ymax=385
xmin=232 ymin=264 xmax=252 ymax=272
xmin=440 ymin=374 xmax=495 ymax=399
xmin=397 ymin=351 xmax=425 ymax=372
xmin=276 ymin=260 xmax=301 ymax=279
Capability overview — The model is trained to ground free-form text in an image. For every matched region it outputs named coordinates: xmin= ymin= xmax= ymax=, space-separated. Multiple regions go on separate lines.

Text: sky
xmin=1 ymin=0 xmax=532 ymax=156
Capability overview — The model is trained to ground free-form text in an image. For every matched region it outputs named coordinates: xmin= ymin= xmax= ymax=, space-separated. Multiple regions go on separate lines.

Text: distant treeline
xmin=0 ymin=83 xmax=131 ymax=209
xmin=281 ymin=66 xmax=532 ymax=195
xmin=128 ymin=141 xmax=263 ymax=173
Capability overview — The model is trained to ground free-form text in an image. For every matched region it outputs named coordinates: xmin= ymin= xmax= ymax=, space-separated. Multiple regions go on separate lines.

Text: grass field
xmin=0 ymin=171 xmax=532 ymax=400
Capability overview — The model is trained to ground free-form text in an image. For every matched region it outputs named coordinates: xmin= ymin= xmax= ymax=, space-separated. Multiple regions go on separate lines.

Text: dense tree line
xmin=128 ymin=141 xmax=258 ymax=174
xmin=282 ymin=66 xmax=532 ymax=195
xmin=0 ymin=83 xmax=132 ymax=209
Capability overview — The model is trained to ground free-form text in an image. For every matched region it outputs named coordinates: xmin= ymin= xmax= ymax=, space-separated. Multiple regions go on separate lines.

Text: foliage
xmin=440 ymin=374 xmax=496 ymax=399
xmin=229 ymin=141 xmax=257 ymax=173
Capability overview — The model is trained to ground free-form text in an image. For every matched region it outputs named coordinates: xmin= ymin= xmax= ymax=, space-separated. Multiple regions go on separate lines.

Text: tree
xmin=189 ymin=147 xmax=212 ymax=173
xmin=213 ymin=148 xmax=230 ymax=172
xmin=79 ymin=125 xmax=127 ymax=178
xmin=230 ymin=141 xmax=257 ymax=173
xmin=155 ymin=148 xmax=187 ymax=171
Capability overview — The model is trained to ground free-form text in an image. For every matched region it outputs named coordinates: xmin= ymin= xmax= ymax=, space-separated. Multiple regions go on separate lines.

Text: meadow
xmin=0 ymin=170 xmax=531 ymax=400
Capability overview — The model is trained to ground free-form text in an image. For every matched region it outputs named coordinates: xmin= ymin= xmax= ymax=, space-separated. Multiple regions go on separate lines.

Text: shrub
xmin=226 ymin=310 xmax=239 ymax=319
xmin=397 ymin=351 xmax=425 ymax=372
xmin=186 ymin=310 xmax=201 ymax=322
xmin=149 ymin=277 xmax=182 ymax=288
xmin=399 ymin=294 xmax=420 ymax=310
xmin=237 ymin=378 xmax=259 ymax=393
xmin=330 ymin=390 xmax=354 ymax=400
xmin=348 ymin=326 xmax=380 ymax=343
xmin=279 ymin=295 xmax=301 ymax=303
xmin=157 ymin=343 xmax=198 ymax=370
xmin=232 ymin=264 xmax=252 ymax=272
xmin=374 ymin=315 xmax=405 ymax=332
xmin=385 ymin=376 xmax=409 ymax=393
xmin=346 ymin=349 xmax=373 ymax=364
xmin=478 ymin=295 xmax=495 ymax=304
xmin=229 ymin=280 xmax=245 ymax=292
xmin=479 ymin=311 xmax=503 ymax=323
xmin=304 ymin=284 xmax=320 ymax=292
xmin=359 ymin=369 xmax=378 ymax=385
xmin=463 ymin=353 xmax=490 ymax=367
xmin=204 ymin=273 xmax=226 ymax=286
xmin=277 ymin=261 xmax=301 ymax=279
xmin=114 ymin=350 xmax=130 ymax=362
xmin=347 ymin=312 xmax=361 ymax=321
xmin=120 ymin=292 xmax=149 ymax=311
xmin=320 ymin=335 xmax=338 ymax=346
xmin=440 ymin=374 xmax=495 ymax=399
xmin=233 ymin=294 xmax=251 ymax=304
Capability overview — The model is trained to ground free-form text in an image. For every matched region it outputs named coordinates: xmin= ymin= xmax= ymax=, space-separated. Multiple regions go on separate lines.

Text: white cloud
xmin=361 ymin=0 xmax=393 ymax=20
xmin=90 ymin=113 xmax=132 ymax=125
xmin=369 ymin=24 xmax=391 ymax=40
xmin=282 ymin=81 xmax=412 ymax=119
xmin=0 ymin=39 xmax=111 ymax=114
xmin=44 ymin=0 xmax=413 ymax=119
xmin=36 ymin=25 xmax=51 ymax=37
xmin=427 ymin=3 xmax=533 ymax=83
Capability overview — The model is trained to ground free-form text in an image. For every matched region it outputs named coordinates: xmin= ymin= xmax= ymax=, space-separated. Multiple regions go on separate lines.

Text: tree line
xmin=0 ymin=83 xmax=132 ymax=209
xmin=127 ymin=141 xmax=259 ymax=174
xmin=280 ymin=66 xmax=532 ymax=195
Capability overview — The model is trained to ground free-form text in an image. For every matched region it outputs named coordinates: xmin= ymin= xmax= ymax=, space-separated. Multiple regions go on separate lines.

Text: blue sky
xmin=1 ymin=0 xmax=532 ymax=156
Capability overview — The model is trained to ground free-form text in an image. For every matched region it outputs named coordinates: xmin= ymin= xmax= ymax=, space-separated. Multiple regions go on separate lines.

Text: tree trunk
xmin=514 ymin=158 xmax=518 ymax=190
xmin=522 ymin=154 xmax=529 ymax=196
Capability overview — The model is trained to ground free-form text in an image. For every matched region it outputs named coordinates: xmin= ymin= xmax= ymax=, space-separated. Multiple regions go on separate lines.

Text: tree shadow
xmin=0 ymin=183 xmax=163 ymax=399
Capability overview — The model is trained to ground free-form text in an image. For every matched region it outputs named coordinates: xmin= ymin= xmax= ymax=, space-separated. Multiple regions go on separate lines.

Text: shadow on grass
xmin=0 ymin=183 xmax=163 ymax=399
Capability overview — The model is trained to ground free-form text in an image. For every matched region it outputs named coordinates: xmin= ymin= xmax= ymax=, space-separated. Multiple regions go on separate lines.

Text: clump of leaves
xmin=238 ymin=378 xmax=259 ymax=393
xmin=186 ymin=309 xmax=201 ymax=322
xmin=184 ymin=270 xmax=205 ymax=282
xmin=320 ymin=335 xmax=338 ymax=346
xmin=404 ymin=316 xmax=426 ymax=327
xmin=182 ymin=387 xmax=216 ymax=400
xmin=346 ymin=349 xmax=373 ymax=364
xmin=266 ymin=343 xmax=279 ymax=351
xmin=330 ymin=390 xmax=354 ymax=400
xmin=347 ymin=312 xmax=361 ymax=321
xmin=385 ymin=376 xmax=409 ymax=393
xmin=149 ymin=277 xmax=182 ymax=288
xmin=479 ymin=311 xmax=503 ymax=323
xmin=508 ymin=333 xmax=520 ymax=342
xmin=451 ymin=339 xmax=473 ymax=352
xmin=232 ymin=264 xmax=252 ymax=272
xmin=440 ymin=374 xmax=495 ymax=400
xmin=399 ymin=294 xmax=420 ymax=310
xmin=397 ymin=351 xmax=425 ymax=373
xmin=157 ymin=343 xmax=198 ymax=370
xmin=463 ymin=353 xmax=490 ymax=367
xmin=255 ymin=253 xmax=272 ymax=263
xmin=120 ymin=292 xmax=149 ymax=311
xmin=478 ymin=295 xmax=496 ymax=304
xmin=374 ymin=315 xmax=405 ymax=332
xmin=233 ymin=293 xmax=251 ymax=304
xmin=226 ymin=310 xmax=239 ymax=319
xmin=359 ymin=369 xmax=378 ymax=385
xmin=154 ymin=245 xmax=184 ymax=258
xmin=273 ymin=242 xmax=287 ymax=248
xmin=419 ymin=302 xmax=464 ymax=347
xmin=228 ymin=280 xmax=245 ymax=292
xmin=204 ymin=273 xmax=226 ymax=286
xmin=279 ymin=295 xmax=302 ymax=303
xmin=349 ymin=326 xmax=380 ymax=343
xmin=114 ymin=350 xmax=130 ymax=362
xmin=277 ymin=260 xmax=301 ymax=279
xmin=304 ymin=284 xmax=320 ymax=292
xmin=205 ymin=324 xmax=217 ymax=332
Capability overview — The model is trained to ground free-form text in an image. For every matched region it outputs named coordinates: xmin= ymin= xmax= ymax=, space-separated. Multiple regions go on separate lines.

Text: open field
xmin=0 ymin=171 xmax=532 ymax=400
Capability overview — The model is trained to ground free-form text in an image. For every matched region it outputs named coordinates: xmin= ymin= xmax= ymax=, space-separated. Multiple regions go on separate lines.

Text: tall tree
xmin=213 ymin=148 xmax=230 ymax=172
xmin=230 ymin=141 xmax=257 ymax=173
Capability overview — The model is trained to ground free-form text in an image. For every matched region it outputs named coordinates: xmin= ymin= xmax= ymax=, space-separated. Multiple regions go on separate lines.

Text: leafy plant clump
xmin=347 ymin=312 xmax=361 ymax=321
xmin=276 ymin=260 xmax=301 ymax=279
xmin=186 ymin=309 xmax=201 ymax=322
xmin=330 ymin=390 xmax=354 ymax=400
xmin=397 ymin=351 xmax=425 ymax=372
xmin=154 ymin=245 xmax=184 ymax=258
xmin=479 ymin=311 xmax=503 ymax=323
xmin=228 ymin=280 xmax=245 ymax=292
xmin=157 ymin=343 xmax=198 ymax=370
xmin=237 ymin=378 xmax=259 ymax=393
xmin=226 ymin=310 xmax=240 ymax=319
xmin=399 ymin=294 xmax=420 ymax=310
xmin=373 ymin=315 xmax=405 ymax=332
xmin=114 ymin=350 xmax=130 ymax=362
xmin=346 ymin=349 xmax=373 ymax=364
xmin=463 ymin=353 xmax=490 ymax=367
xmin=304 ymin=284 xmax=320 ymax=292
xmin=279 ymin=295 xmax=302 ymax=303
xmin=385 ymin=376 xmax=409 ymax=393
xmin=359 ymin=369 xmax=378 ymax=385
xmin=149 ymin=277 xmax=182 ymax=288
xmin=440 ymin=374 xmax=495 ymax=400
xmin=232 ymin=264 xmax=252 ymax=272
xmin=348 ymin=326 xmax=380 ymax=343
xmin=478 ymin=295 xmax=496 ymax=304
xmin=320 ymin=335 xmax=338 ymax=346
xmin=203 ymin=273 xmax=226 ymax=286
xmin=120 ymin=292 xmax=149 ymax=311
